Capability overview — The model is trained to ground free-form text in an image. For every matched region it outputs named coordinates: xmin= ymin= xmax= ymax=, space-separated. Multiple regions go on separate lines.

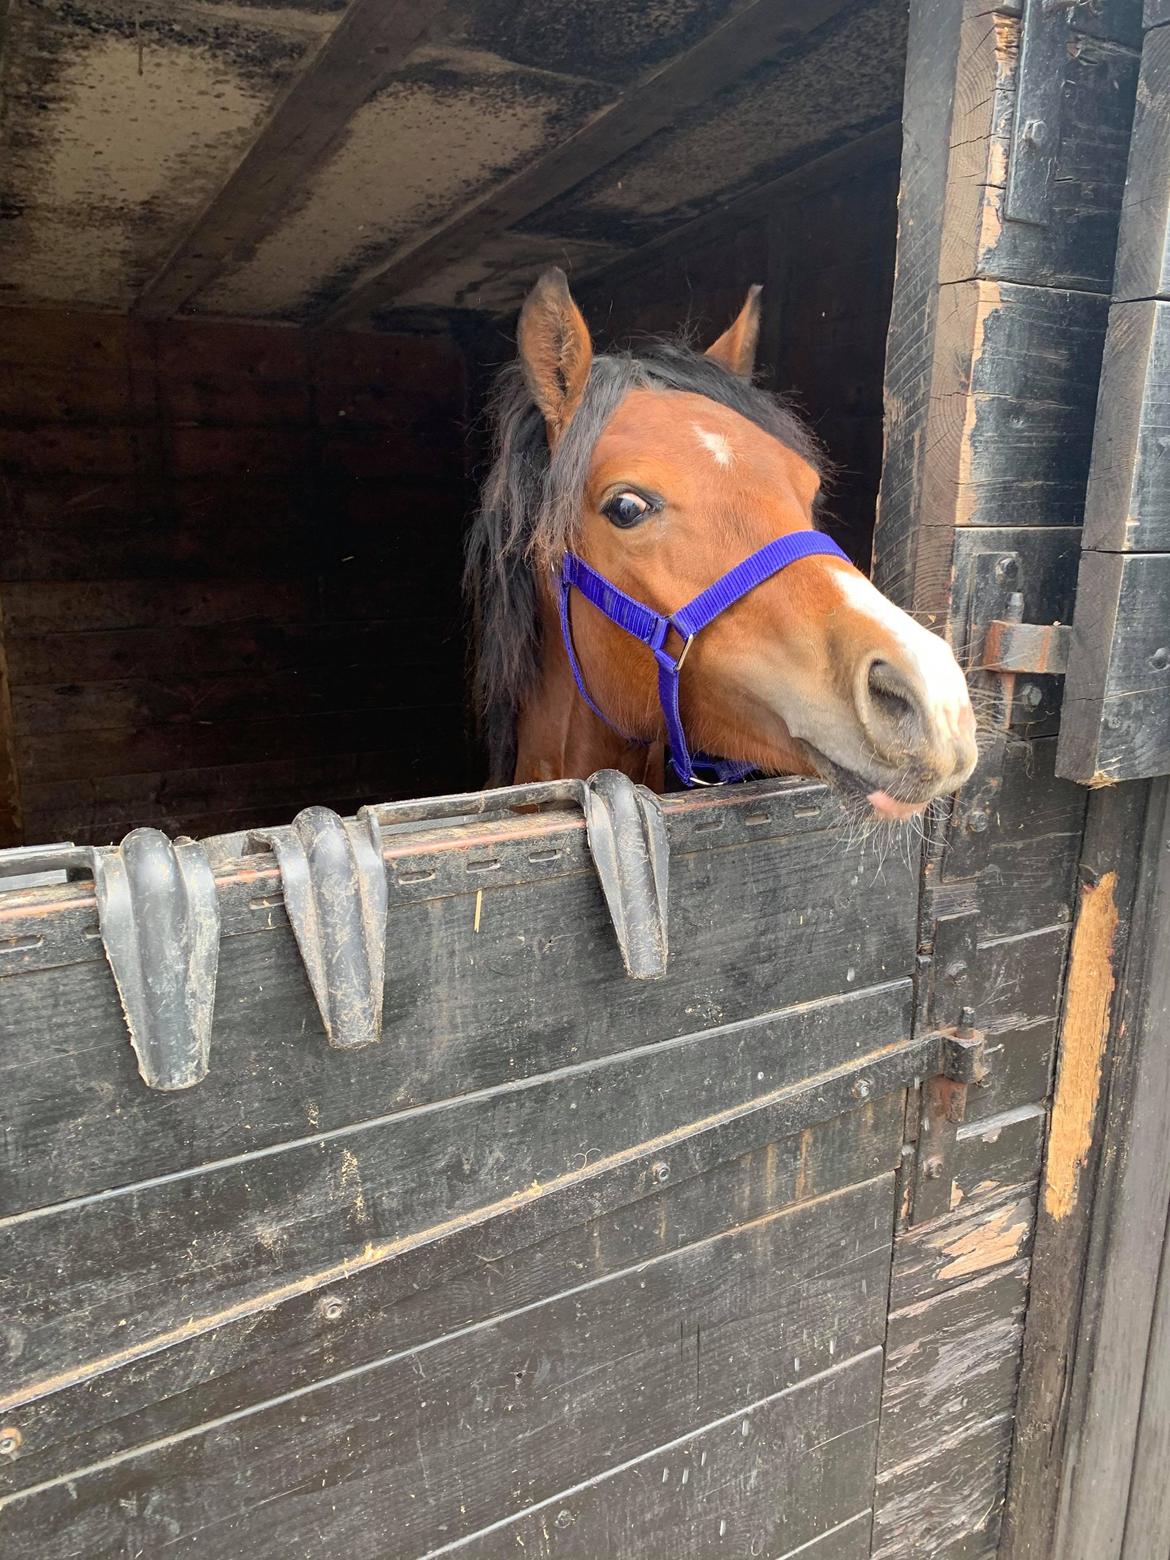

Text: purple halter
xmin=559 ymin=529 xmax=849 ymax=787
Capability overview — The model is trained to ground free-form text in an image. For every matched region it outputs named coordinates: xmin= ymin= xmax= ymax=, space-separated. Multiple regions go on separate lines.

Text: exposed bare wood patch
xmin=938 ymin=1190 xmax=1032 ymax=1281
xmin=1044 ymin=870 xmax=1118 ymax=1220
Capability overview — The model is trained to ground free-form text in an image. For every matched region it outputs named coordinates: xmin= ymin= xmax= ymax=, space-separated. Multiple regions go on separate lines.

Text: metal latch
xmin=979 ymin=594 xmax=1071 ymax=677
xmin=908 ymin=1008 xmax=989 ymax=1225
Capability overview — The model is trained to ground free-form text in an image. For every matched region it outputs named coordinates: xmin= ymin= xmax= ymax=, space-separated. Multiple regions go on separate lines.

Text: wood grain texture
xmin=873 ymin=1263 xmax=1029 ymax=1559
xmin=878 ymin=278 xmax=1109 ymax=616
xmin=875 ymin=0 xmax=1134 ymax=613
xmin=1081 ymin=300 xmax=1170 ymax=554
xmin=0 ymin=986 xmax=908 ymax=1404
xmin=0 ymin=788 xmax=916 ymax=1211
xmin=1121 ymin=1195 xmax=1170 ymax=1557
xmin=1051 ymin=780 xmax=1170 ymax=1560
xmin=1058 ymin=551 xmax=1170 ymax=783
xmin=871 ymin=0 xmax=967 ymax=609
xmin=0 ymin=1097 xmax=904 ymax=1497
xmin=0 ymin=1177 xmax=895 ymax=1558
xmin=1000 ymin=784 xmax=1152 ymax=1560
xmin=0 ymin=310 xmax=472 ymax=844
xmin=0 ymin=589 xmax=22 ymax=847
xmin=1115 ymin=21 xmax=1170 ymax=303
xmin=439 ymin=1361 xmax=881 ymax=1560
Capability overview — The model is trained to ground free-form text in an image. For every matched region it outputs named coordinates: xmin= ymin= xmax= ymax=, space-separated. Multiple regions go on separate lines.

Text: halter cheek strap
xmin=559 ymin=530 xmax=850 ymax=787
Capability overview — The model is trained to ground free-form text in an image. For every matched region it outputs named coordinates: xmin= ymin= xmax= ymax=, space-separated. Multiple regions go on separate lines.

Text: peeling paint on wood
xmin=1044 ymin=870 xmax=1118 ymax=1221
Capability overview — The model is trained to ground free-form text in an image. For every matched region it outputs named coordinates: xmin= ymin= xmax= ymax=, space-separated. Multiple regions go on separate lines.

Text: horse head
xmin=468 ymin=268 xmax=977 ymax=818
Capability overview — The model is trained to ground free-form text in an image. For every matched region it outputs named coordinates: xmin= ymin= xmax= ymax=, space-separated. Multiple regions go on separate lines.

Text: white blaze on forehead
xmin=692 ymin=422 xmax=734 ymax=467
xmin=829 ymin=566 xmax=972 ymax=739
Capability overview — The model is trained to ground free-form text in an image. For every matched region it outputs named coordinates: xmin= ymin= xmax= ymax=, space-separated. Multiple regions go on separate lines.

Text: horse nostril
xmin=865 ymin=660 xmax=920 ymax=737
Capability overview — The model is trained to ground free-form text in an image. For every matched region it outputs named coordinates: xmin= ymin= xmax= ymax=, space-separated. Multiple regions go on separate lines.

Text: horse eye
xmin=602 ymin=491 xmax=651 ymax=529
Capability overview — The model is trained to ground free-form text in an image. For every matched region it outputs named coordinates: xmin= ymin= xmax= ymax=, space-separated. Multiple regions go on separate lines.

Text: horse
xmin=465 ymin=268 xmax=977 ymax=820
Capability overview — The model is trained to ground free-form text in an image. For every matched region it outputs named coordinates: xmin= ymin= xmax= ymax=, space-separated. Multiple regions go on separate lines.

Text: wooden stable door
xmin=0 ymin=780 xmax=932 ymax=1559
xmin=0 ymin=4 xmax=1151 ymax=1560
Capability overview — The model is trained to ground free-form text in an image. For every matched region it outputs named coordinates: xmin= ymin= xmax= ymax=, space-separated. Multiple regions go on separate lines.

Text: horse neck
xmin=512 ymin=594 xmax=665 ymax=788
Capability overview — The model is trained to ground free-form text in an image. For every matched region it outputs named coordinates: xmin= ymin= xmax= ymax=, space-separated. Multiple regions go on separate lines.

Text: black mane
xmin=463 ymin=339 xmax=826 ymax=785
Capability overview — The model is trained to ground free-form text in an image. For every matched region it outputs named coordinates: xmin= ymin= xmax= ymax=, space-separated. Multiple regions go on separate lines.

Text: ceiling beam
xmin=320 ymin=0 xmax=853 ymax=330
xmin=134 ymin=0 xmax=445 ymax=321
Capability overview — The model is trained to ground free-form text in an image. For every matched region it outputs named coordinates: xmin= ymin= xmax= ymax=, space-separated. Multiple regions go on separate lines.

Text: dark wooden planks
xmin=1114 ymin=20 xmax=1170 ymax=303
xmin=1080 ymin=301 xmax=1170 ymax=554
xmin=1121 ymin=1198 xmax=1170 ymax=1556
xmin=1058 ymin=551 xmax=1170 ymax=782
xmin=0 ymin=789 xmax=917 ymax=1211
xmin=0 ymin=1097 xmax=904 ymax=1497
xmin=0 ymin=1176 xmax=895 ymax=1558
xmin=1000 ymin=784 xmax=1151 ymax=1560
xmin=1055 ymin=15 xmax=1170 ymax=784
xmin=943 ymin=734 xmax=1086 ymax=943
xmin=0 ymin=308 xmax=473 ymax=844
xmin=1049 ymin=780 xmax=1170 ymax=1560
xmin=0 ymin=592 xmax=20 ymax=849
xmin=0 ymin=980 xmax=910 ymax=1399
xmin=946 ymin=14 xmax=1138 ymax=293
xmin=873 ymin=1263 xmax=1029 ymax=1560
xmin=891 ymin=1103 xmax=1046 ymax=1314
xmin=963 ymin=926 xmax=1067 ymax=1123
xmin=442 ymin=1360 xmax=881 ymax=1560
xmin=870 ymin=0 xmax=968 ymax=608
xmin=875 ymin=0 xmax=1136 ymax=613
xmin=878 ymin=277 xmax=1110 ymax=616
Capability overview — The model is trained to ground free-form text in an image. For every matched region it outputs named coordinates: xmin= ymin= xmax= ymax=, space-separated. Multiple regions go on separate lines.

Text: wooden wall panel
xmin=0 ymin=310 xmax=472 ymax=847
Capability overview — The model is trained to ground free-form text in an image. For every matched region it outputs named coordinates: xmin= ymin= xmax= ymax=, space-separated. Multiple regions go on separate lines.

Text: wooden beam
xmin=320 ymin=0 xmax=853 ymax=330
xmin=999 ymin=782 xmax=1151 ymax=1560
xmin=1050 ymin=779 xmax=1170 ymax=1560
xmin=134 ymin=0 xmax=444 ymax=321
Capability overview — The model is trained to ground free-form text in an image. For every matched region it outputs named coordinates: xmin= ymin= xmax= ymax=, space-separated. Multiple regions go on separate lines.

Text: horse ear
xmin=517 ymin=268 xmax=593 ymax=440
xmin=705 ymin=285 xmax=762 ymax=378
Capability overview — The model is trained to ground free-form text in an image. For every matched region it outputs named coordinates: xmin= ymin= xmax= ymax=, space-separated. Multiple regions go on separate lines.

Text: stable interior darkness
xmin=0 ymin=0 xmax=905 ymax=846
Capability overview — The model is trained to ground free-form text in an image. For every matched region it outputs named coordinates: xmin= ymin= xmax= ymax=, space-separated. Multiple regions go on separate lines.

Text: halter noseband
xmin=559 ymin=530 xmax=849 ymax=787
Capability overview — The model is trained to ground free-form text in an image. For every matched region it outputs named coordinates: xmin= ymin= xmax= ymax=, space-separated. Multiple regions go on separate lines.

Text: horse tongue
xmin=867 ymin=790 xmax=927 ymax=820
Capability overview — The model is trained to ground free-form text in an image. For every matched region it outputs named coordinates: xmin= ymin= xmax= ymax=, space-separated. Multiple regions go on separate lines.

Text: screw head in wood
xmin=0 ymin=1428 xmax=21 ymax=1457
xmin=651 ymin=1160 xmax=671 ymax=1185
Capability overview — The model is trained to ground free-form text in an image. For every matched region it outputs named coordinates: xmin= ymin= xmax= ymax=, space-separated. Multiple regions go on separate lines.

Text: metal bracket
xmin=365 ymin=768 xmax=670 ymax=980
xmin=578 ymin=769 xmax=669 ymax=980
xmin=253 ymin=807 xmax=389 ymax=1051
xmin=908 ymin=1010 xmax=988 ymax=1224
xmin=0 ymin=830 xmax=220 ymax=1090
xmin=980 ymin=618 xmax=1071 ymax=676
xmin=1005 ymin=0 xmax=1069 ymax=226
